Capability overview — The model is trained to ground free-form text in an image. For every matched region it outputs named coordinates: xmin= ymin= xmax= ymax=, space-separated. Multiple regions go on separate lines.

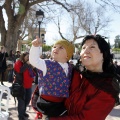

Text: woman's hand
xmin=32 ymin=36 xmax=42 ymax=47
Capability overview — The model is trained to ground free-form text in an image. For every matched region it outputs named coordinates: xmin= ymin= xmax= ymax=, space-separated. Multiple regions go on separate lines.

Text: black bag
xmin=11 ymin=82 xmax=24 ymax=98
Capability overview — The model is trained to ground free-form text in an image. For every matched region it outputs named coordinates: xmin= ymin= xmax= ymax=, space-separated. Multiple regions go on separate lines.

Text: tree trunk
xmin=0 ymin=6 xmax=7 ymax=46
xmin=0 ymin=0 xmax=71 ymax=53
xmin=5 ymin=28 xmax=19 ymax=52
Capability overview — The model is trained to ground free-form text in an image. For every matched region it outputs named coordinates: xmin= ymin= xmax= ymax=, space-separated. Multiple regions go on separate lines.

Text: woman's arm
xmin=49 ymin=92 xmax=115 ymax=120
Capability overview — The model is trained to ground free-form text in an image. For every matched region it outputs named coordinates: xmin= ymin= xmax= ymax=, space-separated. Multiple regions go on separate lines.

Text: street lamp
xmin=36 ymin=9 xmax=44 ymax=38
xmin=41 ymin=34 xmax=46 ymax=58
xmin=41 ymin=34 xmax=45 ymax=56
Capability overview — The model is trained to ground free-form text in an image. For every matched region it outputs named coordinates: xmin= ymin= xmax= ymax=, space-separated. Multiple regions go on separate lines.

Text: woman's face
xmin=80 ymin=39 xmax=103 ymax=72
xmin=24 ymin=54 xmax=29 ymax=62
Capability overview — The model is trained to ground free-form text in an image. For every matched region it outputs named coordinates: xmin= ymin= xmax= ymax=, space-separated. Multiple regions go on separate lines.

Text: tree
xmin=0 ymin=0 xmax=73 ymax=52
xmin=0 ymin=0 xmax=118 ymax=52
xmin=20 ymin=7 xmax=38 ymax=40
xmin=114 ymin=35 xmax=120 ymax=48
xmin=53 ymin=0 xmax=111 ymax=44
xmin=95 ymin=0 xmax=120 ymax=13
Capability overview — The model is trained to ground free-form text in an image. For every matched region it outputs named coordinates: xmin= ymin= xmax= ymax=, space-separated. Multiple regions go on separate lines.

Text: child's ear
xmin=66 ymin=56 xmax=68 ymax=60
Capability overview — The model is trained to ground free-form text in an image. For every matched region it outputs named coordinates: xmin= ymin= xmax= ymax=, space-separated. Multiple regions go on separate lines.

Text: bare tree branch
xmin=95 ymin=0 xmax=120 ymax=13
xmin=57 ymin=18 xmax=67 ymax=40
xmin=52 ymin=0 xmax=70 ymax=12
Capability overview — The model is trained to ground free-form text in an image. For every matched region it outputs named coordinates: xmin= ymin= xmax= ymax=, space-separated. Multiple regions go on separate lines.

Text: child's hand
xmin=32 ymin=36 xmax=42 ymax=47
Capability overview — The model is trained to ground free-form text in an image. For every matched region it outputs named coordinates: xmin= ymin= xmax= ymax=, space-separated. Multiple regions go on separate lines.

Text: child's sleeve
xmin=29 ymin=45 xmax=47 ymax=76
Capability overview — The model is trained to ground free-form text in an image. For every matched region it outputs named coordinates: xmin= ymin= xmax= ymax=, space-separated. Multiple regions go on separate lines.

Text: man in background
xmin=0 ymin=46 xmax=8 ymax=85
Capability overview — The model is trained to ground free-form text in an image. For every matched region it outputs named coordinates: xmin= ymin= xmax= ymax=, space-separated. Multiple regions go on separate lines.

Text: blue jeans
xmin=17 ymin=88 xmax=32 ymax=118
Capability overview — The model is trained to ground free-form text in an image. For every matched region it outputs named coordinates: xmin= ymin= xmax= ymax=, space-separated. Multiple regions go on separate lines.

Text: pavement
xmin=1 ymin=81 xmax=120 ymax=120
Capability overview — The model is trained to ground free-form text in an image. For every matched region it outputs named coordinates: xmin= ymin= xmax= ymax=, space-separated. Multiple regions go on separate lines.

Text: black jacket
xmin=0 ymin=52 xmax=8 ymax=72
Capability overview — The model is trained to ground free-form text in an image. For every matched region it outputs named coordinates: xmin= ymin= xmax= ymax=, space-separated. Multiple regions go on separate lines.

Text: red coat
xmin=50 ymin=70 xmax=115 ymax=120
xmin=14 ymin=60 xmax=34 ymax=88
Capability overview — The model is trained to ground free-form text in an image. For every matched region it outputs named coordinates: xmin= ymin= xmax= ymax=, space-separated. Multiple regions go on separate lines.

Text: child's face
xmin=51 ymin=44 xmax=68 ymax=63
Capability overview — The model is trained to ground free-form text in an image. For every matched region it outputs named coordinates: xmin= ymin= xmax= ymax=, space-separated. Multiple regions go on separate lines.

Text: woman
xmin=7 ymin=50 xmax=16 ymax=82
xmin=14 ymin=52 xmax=35 ymax=120
xmin=41 ymin=35 xmax=120 ymax=120
xmin=8 ymin=50 xmax=16 ymax=63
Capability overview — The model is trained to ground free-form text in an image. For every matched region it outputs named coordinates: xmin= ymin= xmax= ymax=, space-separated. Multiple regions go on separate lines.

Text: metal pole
xmin=38 ymin=21 xmax=43 ymax=55
xmin=38 ymin=21 xmax=41 ymax=38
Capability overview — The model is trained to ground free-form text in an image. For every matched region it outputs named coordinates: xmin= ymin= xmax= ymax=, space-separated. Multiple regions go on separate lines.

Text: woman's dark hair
xmin=81 ymin=34 xmax=113 ymax=72
xmin=19 ymin=52 xmax=29 ymax=63
xmin=9 ymin=50 xmax=13 ymax=57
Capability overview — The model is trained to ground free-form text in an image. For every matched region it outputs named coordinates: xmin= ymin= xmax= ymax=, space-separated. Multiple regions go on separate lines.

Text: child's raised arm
xmin=29 ymin=36 xmax=47 ymax=76
xmin=32 ymin=36 xmax=42 ymax=47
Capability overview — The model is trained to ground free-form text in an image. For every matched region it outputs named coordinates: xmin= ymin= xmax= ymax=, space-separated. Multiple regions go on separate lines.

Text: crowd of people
xmin=0 ymin=47 xmax=21 ymax=85
xmin=0 ymin=34 xmax=120 ymax=120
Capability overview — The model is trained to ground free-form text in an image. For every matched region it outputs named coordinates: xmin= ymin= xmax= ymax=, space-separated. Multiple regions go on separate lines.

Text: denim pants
xmin=17 ymin=88 xmax=32 ymax=118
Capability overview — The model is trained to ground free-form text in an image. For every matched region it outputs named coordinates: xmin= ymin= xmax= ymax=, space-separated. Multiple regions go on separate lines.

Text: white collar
xmin=58 ymin=62 xmax=68 ymax=75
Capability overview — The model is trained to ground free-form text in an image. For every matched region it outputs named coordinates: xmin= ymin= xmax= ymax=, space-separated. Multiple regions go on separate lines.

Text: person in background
xmin=113 ymin=60 xmax=120 ymax=104
xmin=0 ymin=46 xmax=8 ymax=85
xmin=7 ymin=50 xmax=16 ymax=82
xmin=14 ymin=52 xmax=35 ymax=120
xmin=73 ymin=51 xmax=80 ymax=60
xmin=15 ymin=50 xmax=21 ymax=61
xmin=41 ymin=35 xmax=120 ymax=120
xmin=74 ymin=59 xmax=85 ymax=72
xmin=8 ymin=50 xmax=16 ymax=63
xmin=29 ymin=37 xmax=74 ymax=119
xmin=113 ymin=60 xmax=120 ymax=75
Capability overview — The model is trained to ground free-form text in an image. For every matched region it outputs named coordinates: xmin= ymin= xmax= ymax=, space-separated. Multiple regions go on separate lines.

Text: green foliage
xmin=115 ymin=35 xmax=120 ymax=40
xmin=112 ymin=48 xmax=120 ymax=52
xmin=43 ymin=45 xmax=51 ymax=52
xmin=114 ymin=35 xmax=120 ymax=48
xmin=18 ymin=4 xmax=25 ymax=15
